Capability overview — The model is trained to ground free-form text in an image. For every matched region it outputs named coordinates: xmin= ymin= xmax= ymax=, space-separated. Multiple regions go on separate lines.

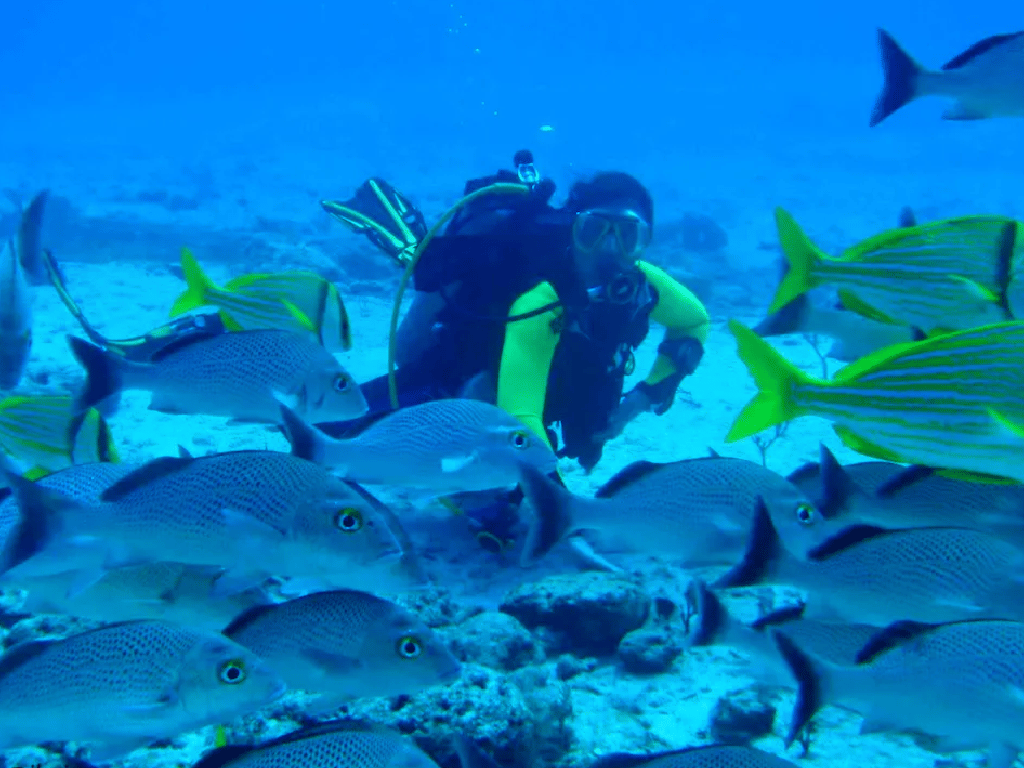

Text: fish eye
xmin=795 ymin=503 xmax=816 ymax=525
xmin=333 ymin=374 xmax=350 ymax=392
xmin=508 ymin=430 xmax=530 ymax=450
xmin=335 ymin=508 xmax=364 ymax=532
xmin=396 ymin=635 xmax=423 ymax=659
xmin=218 ymin=659 xmax=247 ymax=685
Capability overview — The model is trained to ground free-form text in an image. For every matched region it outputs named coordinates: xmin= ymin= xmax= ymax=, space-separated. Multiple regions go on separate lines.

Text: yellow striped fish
xmin=0 ymin=395 xmax=117 ymax=478
xmin=725 ymin=320 xmax=1024 ymax=484
xmin=770 ymin=209 xmax=1019 ymax=333
xmin=170 ymin=249 xmax=352 ymax=352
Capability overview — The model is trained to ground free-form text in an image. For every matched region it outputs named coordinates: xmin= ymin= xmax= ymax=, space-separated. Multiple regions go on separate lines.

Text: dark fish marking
xmin=100 ymin=456 xmax=194 ymax=502
xmin=773 ymin=631 xmax=823 ymax=746
xmin=222 ymin=602 xmax=280 ymax=637
xmin=750 ymin=602 xmax=808 ymax=631
xmin=805 ymin=524 xmax=891 ymax=561
xmin=854 ymin=619 xmax=938 ymax=663
xmin=147 ymin=329 xmax=225 ymax=363
xmin=0 ymin=639 xmax=54 ymax=681
xmin=711 ymin=498 xmax=780 ymax=589
xmin=596 ymin=460 xmax=666 ymax=498
xmin=941 ymin=31 xmax=1024 ymax=70
xmin=874 ymin=464 xmax=935 ymax=498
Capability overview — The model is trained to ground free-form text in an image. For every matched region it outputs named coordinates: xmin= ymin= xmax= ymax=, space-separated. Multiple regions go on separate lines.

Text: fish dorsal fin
xmin=855 ymin=619 xmax=939 ymax=663
xmin=874 ymin=464 xmax=935 ymax=499
xmin=806 ymin=524 xmax=890 ymax=561
xmin=595 ymin=460 xmax=667 ymax=498
xmin=786 ymin=461 xmax=821 ymax=485
xmin=817 ymin=444 xmax=855 ymax=517
xmin=591 ymin=748 xmax=735 ymax=768
xmin=749 ymin=602 xmax=808 ymax=631
xmin=192 ymin=745 xmax=254 ymax=768
xmin=148 ymin=329 xmax=224 ymax=363
xmin=222 ymin=602 xmax=280 ymax=637
xmin=100 ymin=456 xmax=194 ymax=502
xmin=941 ymin=31 xmax=1024 ymax=70
xmin=0 ymin=640 xmax=53 ymax=680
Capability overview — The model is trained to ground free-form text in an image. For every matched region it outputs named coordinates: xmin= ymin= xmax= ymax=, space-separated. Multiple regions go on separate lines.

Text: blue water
xmin=3 ymin=3 xmax=1024 ymax=767
xmin=5 ymin=0 xmax=1022 ymax=183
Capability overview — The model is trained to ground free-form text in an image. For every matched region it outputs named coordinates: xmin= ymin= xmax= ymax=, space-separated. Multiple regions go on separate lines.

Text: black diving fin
xmin=320 ymin=178 xmax=427 ymax=267
xmin=42 ymin=249 xmax=227 ymax=363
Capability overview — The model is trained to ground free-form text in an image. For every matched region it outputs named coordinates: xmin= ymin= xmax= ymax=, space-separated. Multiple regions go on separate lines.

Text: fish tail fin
xmin=275 ymin=398 xmax=345 ymax=470
xmin=726 ymin=320 xmax=810 ymax=442
xmin=772 ymin=630 xmax=834 ymax=746
xmin=711 ymin=498 xmax=788 ymax=590
xmin=517 ymin=462 xmax=575 ymax=567
xmin=769 ymin=209 xmax=822 ymax=312
xmin=68 ymin=336 xmax=125 ymax=417
xmin=0 ymin=468 xmax=74 ymax=576
xmin=685 ymin=578 xmax=737 ymax=648
xmin=72 ymin=407 xmax=119 ymax=464
xmin=169 ymin=248 xmax=216 ymax=317
xmin=752 ymin=293 xmax=811 ymax=337
xmin=870 ymin=29 xmax=924 ymax=127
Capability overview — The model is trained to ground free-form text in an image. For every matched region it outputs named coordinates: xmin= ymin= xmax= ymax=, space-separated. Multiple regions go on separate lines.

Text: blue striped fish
xmin=769 ymin=208 xmax=1020 ymax=332
xmin=170 ymin=249 xmax=352 ymax=352
xmin=726 ymin=319 xmax=1024 ymax=483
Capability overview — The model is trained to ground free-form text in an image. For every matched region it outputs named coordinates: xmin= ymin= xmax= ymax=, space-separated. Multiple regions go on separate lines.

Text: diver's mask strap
xmin=572 ymin=208 xmax=652 ymax=258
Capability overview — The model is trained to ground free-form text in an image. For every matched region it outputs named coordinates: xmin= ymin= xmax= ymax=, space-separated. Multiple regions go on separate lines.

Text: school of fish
xmin=4 ymin=31 xmax=1024 ymax=765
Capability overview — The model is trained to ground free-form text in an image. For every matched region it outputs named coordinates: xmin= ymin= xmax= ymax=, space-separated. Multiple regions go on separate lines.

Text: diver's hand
xmin=596 ymin=387 xmax=654 ymax=446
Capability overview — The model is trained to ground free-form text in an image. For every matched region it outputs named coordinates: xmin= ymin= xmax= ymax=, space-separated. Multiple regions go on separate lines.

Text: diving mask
xmin=572 ymin=208 xmax=652 ymax=258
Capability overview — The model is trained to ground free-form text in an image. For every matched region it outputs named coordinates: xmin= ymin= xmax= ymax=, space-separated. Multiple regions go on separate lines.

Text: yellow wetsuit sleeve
xmin=495 ymin=282 xmax=562 ymax=451
xmin=637 ymin=261 xmax=711 ymax=385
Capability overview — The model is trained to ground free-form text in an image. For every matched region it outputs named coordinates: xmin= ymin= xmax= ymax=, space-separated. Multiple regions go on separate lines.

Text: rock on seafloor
xmin=499 ymin=573 xmax=651 ymax=656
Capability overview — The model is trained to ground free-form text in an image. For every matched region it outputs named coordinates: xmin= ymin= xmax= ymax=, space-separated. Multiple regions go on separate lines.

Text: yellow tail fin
xmin=768 ymin=208 xmax=823 ymax=313
xmin=726 ymin=320 xmax=811 ymax=442
xmin=169 ymin=248 xmax=217 ymax=317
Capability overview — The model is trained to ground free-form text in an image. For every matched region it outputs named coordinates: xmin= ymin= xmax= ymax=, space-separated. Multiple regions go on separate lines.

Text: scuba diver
xmin=321 ymin=151 xmax=710 ymax=553
xmin=45 ymin=151 xmax=709 ymax=556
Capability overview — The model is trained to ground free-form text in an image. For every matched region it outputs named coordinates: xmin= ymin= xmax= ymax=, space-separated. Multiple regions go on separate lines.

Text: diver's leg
xmin=395 ymin=291 xmax=446 ymax=368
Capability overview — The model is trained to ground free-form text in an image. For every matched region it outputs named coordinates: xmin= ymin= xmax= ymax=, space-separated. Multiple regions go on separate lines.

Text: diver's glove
xmin=600 ymin=337 xmax=705 ymax=443
xmin=637 ymin=337 xmax=704 ymax=414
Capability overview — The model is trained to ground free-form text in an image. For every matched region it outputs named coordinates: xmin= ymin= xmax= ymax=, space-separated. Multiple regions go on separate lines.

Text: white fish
xmin=0 ymin=619 xmax=285 ymax=760
xmin=281 ymin=399 xmax=558 ymax=494
xmin=225 ymin=589 xmax=460 ymax=711
xmin=871 ymin=28 xmax=1024 ymax=125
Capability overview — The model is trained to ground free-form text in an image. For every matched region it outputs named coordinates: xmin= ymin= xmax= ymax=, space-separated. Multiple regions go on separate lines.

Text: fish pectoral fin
xmin=300 ymin=648 xmax=363 ymax=674
xmin=932 ymin=596 xmax=984 ymax=612
xmin=122 ymin=690 xmax=179 ymax=718
xmin=220 ymin=508 xmax=285 ymax=543
xmin=942 ymin=103 xmax=988 ymax=121
xmin=147 ymin=393 xmax=186 ymax=414
xmin=87 ymin=737 xmax=155 ymax=762
xmin=858 ymin=714 xmax=902 ymax=735
xmin=567 ymin=535 xmax=622 ymax=573
xmin=65 ymin=566 xmax=113 ymax=599
xmin=710 ymin=513 xmax=744 ymax=534
xmin=440 ymin=453 xmax=477 ymax=473
xmin=211 ymin=570 xmax=273 ymax=597
xmin=947 ymin=274 xmax=998 ymax=302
